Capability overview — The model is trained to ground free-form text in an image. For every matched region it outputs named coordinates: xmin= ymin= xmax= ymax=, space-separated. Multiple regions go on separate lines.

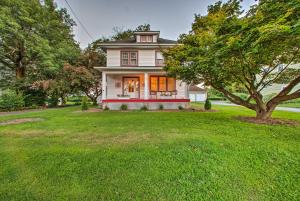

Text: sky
xmin=55 ymin=0 xmax=256 ymax=48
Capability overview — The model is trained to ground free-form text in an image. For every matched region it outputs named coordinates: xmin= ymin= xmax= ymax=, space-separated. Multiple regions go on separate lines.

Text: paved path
xmin=211 ymin=101 xmax=300 ymax=113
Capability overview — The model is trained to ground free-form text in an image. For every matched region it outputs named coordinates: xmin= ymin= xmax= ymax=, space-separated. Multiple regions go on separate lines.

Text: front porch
xmin=99 ymin=68 xmax=190 ymax=110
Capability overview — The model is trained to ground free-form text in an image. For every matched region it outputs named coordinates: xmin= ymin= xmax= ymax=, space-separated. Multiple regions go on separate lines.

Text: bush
xmin=178 ymin=105 xmax=184 ymax=110
xmin=47 ymin=96 xmax=59 ymax=108
xmin=120 ymin=104 xmax=128 ymax=110
xmin=140 ymin=105 xmax=148 ymax=111
xmin=23 ymin=88 xmax=47 ymax=107
xmin=158 ymin=104 xmax=164 ymax=110
xmin=81 ymin=96 xmax=89 ymax=110
xmin=204 ymin=98 xmax=212 ymax=110
xmin=0 ymin=90 xmax=25 ymax=111
xmin=104 ymin=106 xmax=110 ymax=111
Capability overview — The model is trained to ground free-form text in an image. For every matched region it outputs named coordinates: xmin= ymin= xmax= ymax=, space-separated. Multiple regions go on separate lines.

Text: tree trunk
xmin=255 ymin=104 xmax=276 ymax=120
xmin=256 ymin=110 xmax=273 ymax=120
xmin=16 ymin=67 xmax=25 ymax=80
xmin=92 ymin=98 xmax=98 ymax=106
xmin=60 ymin=95 xmax=66 ymax=106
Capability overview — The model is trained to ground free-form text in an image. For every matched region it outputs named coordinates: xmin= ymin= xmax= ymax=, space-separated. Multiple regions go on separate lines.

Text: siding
xmin=138 ymin=50 xmax=155 ymax=66
xmin=107 ymin=50 xmax=120 ymax=66
xmin=106 ymin=75 xmax=123 ymax=99
xmin=153 ymin=35 xmax=158 ymax=43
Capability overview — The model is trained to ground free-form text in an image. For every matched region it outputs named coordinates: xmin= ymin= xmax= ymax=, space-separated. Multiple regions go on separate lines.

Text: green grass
xmin=0 ymin=106 xmax=299 ymax=200
xmin=279 ymin=100 xmax=300 ymax=108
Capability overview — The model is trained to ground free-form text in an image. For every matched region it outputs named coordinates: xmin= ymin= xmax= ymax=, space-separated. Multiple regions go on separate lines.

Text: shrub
xmin=140 ymin=105 xmax=148 ymax=111
xmin=204 ymin=98 xmax=212 ymax=110
xmin=23 ymin=88 xmax=47 ymax=107
xmin=104 ymin=106 xmax=110 ymax=111
xmin=0 ymin=90 xmax=25 ymax=111
xmin=47 ymin=96 xmax=59 ymax=108
xmin=81 ymin=96 xmax=89 ymax=110
xmin=120 ymin=104 xmax=128 ymax=110
xmin=178 ymin=105 xmax=184 ymax=110
xmin=158 ymin=104 xmax=164 ymax=110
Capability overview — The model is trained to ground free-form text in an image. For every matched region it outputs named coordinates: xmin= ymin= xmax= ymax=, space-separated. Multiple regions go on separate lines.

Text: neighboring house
xmin=188 ymin=85 xmax=207 ymax=102
xmin=261 ymin=63 xmax=300 ymax=96
xmin=95 ymin=31 xmax=190 ymax=110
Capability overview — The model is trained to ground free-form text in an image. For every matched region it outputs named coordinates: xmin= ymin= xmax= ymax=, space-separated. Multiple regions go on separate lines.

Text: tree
xmin=111 ymin=24 xmax=151 ymax=40
xmin=164 ymin=0 xmax=300 ymax=120
xmin=63 ymin=64 xmax=101 ymax=105
xmin=0 ymin=0 xmax=80 ymax=89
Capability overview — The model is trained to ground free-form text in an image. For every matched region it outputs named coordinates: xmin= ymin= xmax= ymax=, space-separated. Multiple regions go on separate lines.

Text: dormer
xmin=134 ymin=31 xmax=160 ymax=43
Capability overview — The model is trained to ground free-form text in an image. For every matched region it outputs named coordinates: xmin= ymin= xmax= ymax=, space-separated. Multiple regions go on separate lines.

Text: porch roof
xmin=94 ymin=66 xmax=164 ymax=73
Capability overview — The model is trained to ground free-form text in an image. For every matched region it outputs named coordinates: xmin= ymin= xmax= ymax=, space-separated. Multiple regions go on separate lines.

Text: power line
xmin=63 ymin=0 xmax=95 ymax=41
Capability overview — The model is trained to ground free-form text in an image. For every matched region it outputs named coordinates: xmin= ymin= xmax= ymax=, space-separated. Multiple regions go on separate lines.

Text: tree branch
xmin=212 ymin=84 xmax=257 ymax=110
xmin=267 ymin=75 xmax=300 ymax=107
xmin=258 ymin=48 xmax=300 ymax=92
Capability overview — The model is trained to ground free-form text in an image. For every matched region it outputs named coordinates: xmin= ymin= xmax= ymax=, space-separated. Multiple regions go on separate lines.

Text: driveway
xmin=211 ymin=101 xmax=300 ymax=113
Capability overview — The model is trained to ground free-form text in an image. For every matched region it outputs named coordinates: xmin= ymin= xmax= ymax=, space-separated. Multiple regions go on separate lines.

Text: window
xmin=150 ymin=76 xmax=176 ymax=92
xmin=156 ymin=51 xmax=164 ymax=66
xmin=140 ymin=35 xmax=153 ymax=42
xmin=159 ymin=77 xmax=167 ymax=91
xmin=150 ymin=77 xmax=158 ymax=91
xmin=121 ymin=51 xmax=138 ymax=66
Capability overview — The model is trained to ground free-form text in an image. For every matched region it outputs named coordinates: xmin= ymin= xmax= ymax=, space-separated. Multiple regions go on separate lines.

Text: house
xmin=260 ymin=63 xmax=300 ymax=96
xmin=95 ymin=31 xmax=190 ymax=110
xmin=188 ymin=85 xmax=207 ymax=102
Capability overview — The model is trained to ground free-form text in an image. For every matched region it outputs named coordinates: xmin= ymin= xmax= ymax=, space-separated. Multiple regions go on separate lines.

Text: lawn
xmin=0 ymin=106 xmax=299 ymax=201
xmin=279 ymin=100 xmax=300 ymax=108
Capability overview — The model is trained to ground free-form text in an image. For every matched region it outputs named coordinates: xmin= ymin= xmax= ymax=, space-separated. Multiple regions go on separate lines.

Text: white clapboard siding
xmin=153 ymin=35 xmax=158 ymax=42
xmin=138 ymin=50 xmax=155 ymax=66
xmin=107 ymin=50 xmax=120 ymax=67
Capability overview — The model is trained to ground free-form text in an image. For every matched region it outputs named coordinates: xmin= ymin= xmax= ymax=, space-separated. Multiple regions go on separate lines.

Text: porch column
xmin=102 ymin=72 xmax=107 ymax=100
xmin=144 ymin=73 xmax=149 ymax=99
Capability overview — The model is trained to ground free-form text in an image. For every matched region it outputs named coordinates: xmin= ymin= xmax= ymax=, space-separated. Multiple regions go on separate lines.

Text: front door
xmin=123 ymin=77 xmax=140 ymax=98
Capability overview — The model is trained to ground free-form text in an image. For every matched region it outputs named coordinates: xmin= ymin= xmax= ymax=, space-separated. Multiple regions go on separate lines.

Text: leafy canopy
xmin=164 ymin=0 xmax=300 ymax=119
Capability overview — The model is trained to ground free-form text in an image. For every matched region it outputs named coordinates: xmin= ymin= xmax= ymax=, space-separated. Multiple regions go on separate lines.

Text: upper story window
xmin=121 ymin=51 xmax=138 ymax=66
xmin=156 ymin=51 xmax=164 ymax=66
xmin=140 ymin=35 xmax=153 ymax=42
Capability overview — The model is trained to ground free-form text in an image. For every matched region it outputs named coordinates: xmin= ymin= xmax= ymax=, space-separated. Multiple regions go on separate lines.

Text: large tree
xmin=0 ymin=0 xmax=80 ymax=89
xmin=164 ymin=0 xmax=300 ymax=119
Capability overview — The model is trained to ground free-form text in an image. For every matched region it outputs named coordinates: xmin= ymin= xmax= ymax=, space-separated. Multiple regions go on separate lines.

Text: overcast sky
xmin=55 ymin=0 xmax=256 ymax=48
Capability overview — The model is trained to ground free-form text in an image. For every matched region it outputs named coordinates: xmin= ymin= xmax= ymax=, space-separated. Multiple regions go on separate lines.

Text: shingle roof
xmin=188 ymin=85 xmax=207 ymax=92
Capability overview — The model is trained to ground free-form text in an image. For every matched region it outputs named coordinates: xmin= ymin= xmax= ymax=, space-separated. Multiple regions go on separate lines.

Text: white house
xmin=95 ymin=31 xmax=190 ymax=110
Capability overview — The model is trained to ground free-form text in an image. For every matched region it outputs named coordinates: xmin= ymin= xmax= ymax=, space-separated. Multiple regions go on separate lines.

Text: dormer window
xmin=140 ymin=35 xmax=153 ymax=42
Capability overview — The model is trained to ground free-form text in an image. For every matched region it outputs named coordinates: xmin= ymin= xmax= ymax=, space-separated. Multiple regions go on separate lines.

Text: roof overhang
xmin=94 ymin=67 xmax=164 ymax=72
xmin=99 ymin=43 xmax=177 ymax=51
xmin=133 ymin=31 xmax=160 ymax=35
